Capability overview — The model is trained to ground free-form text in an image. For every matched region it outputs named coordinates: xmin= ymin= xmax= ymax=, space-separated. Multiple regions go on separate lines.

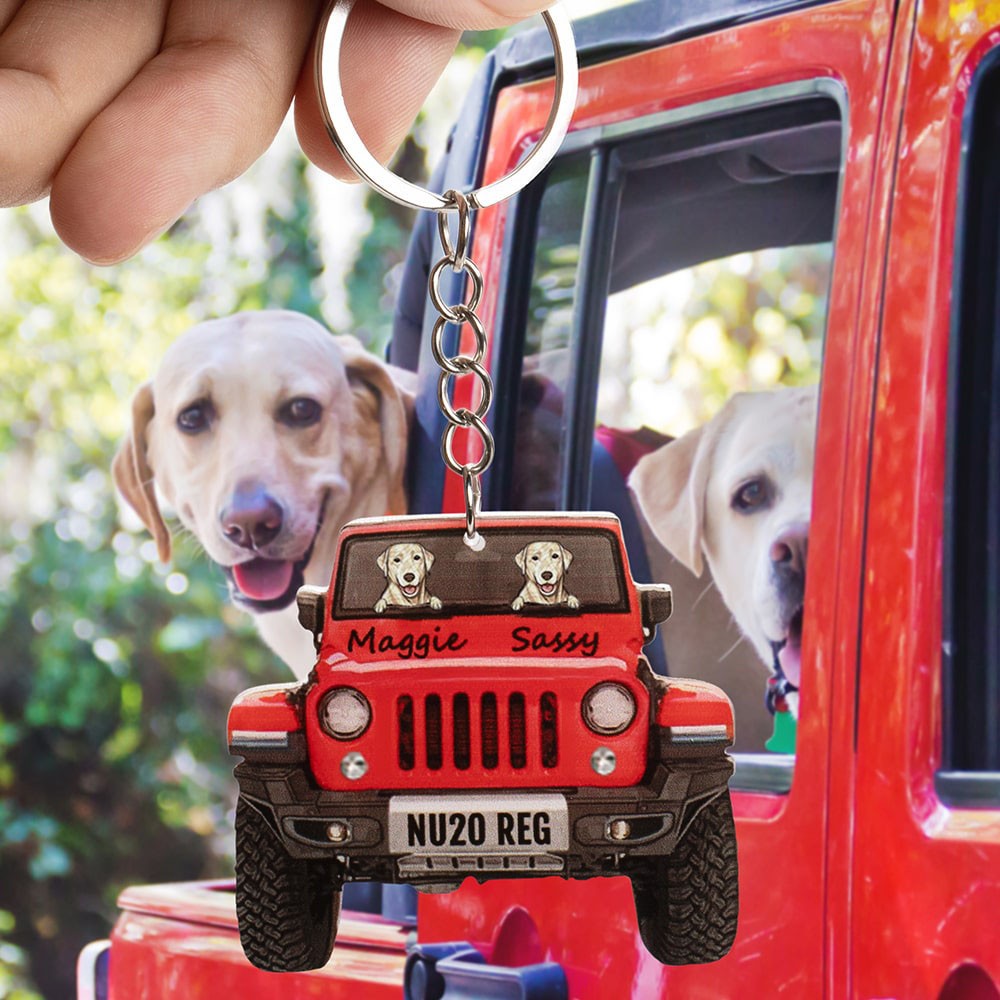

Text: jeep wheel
xmin=631 ymin=793 xmax=739 ymax=965
xmin=235 ymin=797 xmax=340 ymax=972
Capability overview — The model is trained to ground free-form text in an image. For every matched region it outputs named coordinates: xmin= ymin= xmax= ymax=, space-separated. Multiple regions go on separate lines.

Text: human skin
xmin=0 ymin=0 xmax=550 ymax=265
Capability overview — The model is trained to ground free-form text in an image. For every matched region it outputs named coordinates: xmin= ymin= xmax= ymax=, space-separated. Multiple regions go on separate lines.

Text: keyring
xmin=314 ymin=0 xmax=579 ymax=213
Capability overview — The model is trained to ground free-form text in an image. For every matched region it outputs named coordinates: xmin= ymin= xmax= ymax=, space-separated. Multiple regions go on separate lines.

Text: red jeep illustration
xmin=227 ymin=512 xmax=736 ymax=972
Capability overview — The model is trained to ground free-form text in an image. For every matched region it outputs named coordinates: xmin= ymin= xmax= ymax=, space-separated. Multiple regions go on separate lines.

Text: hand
xmin=0 ymin=0 xmax=549 ymax=265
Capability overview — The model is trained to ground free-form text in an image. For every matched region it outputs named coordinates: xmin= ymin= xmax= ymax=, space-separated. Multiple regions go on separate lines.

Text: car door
xmin=849 ymin=0 xmax=1000 ymax=995
xmin=404 ymin=0 xmax=900 ymax=994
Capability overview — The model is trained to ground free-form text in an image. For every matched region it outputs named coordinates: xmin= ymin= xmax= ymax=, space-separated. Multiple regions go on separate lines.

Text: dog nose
xmin=541 ymin=570 xmax=553 ymax=581
xmin=770 ymin=523 xmax=808 ymax=576
xmin=403 ymin=572 xmax=416 ymax=583
xmin=220 ymin=484 xmax=284 ymax=550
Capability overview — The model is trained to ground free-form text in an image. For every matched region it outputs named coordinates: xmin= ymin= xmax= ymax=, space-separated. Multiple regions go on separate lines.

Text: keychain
xmin=229 ymin=0 xmax=739 ymax=974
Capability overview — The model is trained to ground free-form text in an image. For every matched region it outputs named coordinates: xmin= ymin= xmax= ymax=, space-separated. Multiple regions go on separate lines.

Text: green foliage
xmin=0 ymin=149 xmax=327 ymax=997
xmin=346 ymin=137 xmax=422 ymax=353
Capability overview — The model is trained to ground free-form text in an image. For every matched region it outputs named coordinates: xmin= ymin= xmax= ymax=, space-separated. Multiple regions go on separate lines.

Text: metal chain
xmin=431 ymin=189 xmax=494 ymax=548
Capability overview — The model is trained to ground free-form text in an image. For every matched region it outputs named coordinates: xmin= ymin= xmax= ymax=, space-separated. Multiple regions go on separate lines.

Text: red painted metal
xmin=227 ymin=510 xmax=733 ymax=793
xmin=304 ymin=659 xmax=651 ymax=790
xmin=107 ymin=880 xmax=407 ymax=999
xmin=654 ymin=679 xmax=735 ymax=741
xmin=228 ymin=683 xmax=302 ymax=734
xmin=848 ymin=1 xmax=1000 ymax=995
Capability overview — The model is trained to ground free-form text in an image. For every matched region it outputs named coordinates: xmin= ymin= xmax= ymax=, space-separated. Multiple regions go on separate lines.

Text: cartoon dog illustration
xmin=512 ymin=541 xmax=580 ymax=610
xmin=374 ymin=543 xmax=442 ymax=613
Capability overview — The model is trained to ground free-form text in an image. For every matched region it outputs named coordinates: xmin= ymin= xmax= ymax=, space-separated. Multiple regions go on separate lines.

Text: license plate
xmin=388 ymin=794 xmax=569 ymax=854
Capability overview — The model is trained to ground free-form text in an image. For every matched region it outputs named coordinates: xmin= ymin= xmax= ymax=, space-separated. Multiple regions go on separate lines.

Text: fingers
xmin=3 ymin=0 xmax=553 ymax=262
xmin=376 ymin=0 xmax=552 ymax=30
xmin=0 ymin=0 xmax=167 ymax=206
xmin=295 ymin=0 xmax=460 ymax=181
xmin=50 ymin=0 xmax=323 ymax=264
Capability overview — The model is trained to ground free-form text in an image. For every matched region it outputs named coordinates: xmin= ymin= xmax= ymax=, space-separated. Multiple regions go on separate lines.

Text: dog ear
xmin=338 ymin=337 xmax=416 ymax=516
xmin=628 ymin=423 xmax=715 ymax=577
xmin=111 ymin=383 xmax=171 ymax=563
xmin=376 ymin=548 xmax=391 ymax=574
xmin=559 ymin=544 xmax=573 ymax=570
xmin=514 ymin=545 xmax=529 ymax=573
xmin=420 ymin=545 xmax=435 ymax=571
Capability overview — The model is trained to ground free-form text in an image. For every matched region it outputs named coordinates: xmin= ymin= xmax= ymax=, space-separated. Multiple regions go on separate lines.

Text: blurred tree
xmin=598 ymin=245 xmax=831 ymax=436
xmin=0 ymin=142 xmax=325 ymax=997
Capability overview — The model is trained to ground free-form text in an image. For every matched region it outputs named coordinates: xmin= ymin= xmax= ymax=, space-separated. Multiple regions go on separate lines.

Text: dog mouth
xmin=401 ymin=584 xmax=419 ymax=597
xmin=224 ymin=501 xmax=326 ymax=613
xmin=539 ymin=582 xmax=557 ymax=595
xmin=770 ymin=605 xmax=804 ymax=686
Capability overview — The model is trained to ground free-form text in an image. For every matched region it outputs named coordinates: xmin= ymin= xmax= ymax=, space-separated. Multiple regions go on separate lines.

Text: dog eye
xmin=177 ymin=400 xmax=213 ymax=434
xmin=414 ymin=555 xmax=422 ymax=561
xmin=393 ymin=557 xmax=401 ymax=563
xmin=732 ymin=478 xmax=772 ymax=513
xmin=279 ymin=397 xmax=322 ymax=427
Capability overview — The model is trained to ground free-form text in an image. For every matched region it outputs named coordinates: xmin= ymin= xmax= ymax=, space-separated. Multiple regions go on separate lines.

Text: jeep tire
xmin=631 ymin=792 xmax=739 ymax=965
xmin=235 ymin=797 xmax=340 ymax=972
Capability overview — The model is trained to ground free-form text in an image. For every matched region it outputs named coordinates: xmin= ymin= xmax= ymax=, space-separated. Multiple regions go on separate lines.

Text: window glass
xmin=334 ymin=527 xmax=627 ymax=618
xmin=507 ymin=155 xmax=589 ymax=511
xmin=941 ymin=51 xmax=1000 ymax=788
xmin=598 ymin=246 xmax=829 ymax=436
xmin=506 ymin=99 xmax=841 ymax=762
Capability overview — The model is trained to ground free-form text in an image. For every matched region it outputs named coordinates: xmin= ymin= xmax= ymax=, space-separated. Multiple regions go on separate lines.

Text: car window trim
xmin=939 ymin=42 xmax=1000 ymax=801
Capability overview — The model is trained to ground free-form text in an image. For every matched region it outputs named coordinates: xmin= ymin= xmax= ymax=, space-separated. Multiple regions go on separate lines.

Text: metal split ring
xmin=439 ymin=190 xmax=472 ymax=272
xmin=315 ymin=0 xmax=578 ymax=213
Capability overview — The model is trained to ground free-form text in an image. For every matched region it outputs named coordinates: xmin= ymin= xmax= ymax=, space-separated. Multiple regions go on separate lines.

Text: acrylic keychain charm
xmin=228 ymin=0 xmax=739 ymax=975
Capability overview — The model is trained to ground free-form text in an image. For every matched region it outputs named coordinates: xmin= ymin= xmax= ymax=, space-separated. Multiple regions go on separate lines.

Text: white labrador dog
xmin=374 ymin=543 xmax=442 ymax=613
xmin=511 ymin=541 xmax=579 ymax=610
xmin=113 ymin=310 xmax=415 ymax=678
xmin=629 ymin=386 xmax=817 ymax=715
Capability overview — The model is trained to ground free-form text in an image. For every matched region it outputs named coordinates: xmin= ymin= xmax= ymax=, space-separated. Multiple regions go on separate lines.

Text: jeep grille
xmin=397 ymin=691 xmax=559 ymax=772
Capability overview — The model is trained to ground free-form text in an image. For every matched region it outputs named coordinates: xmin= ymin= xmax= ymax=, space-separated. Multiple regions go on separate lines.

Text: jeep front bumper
xmin=233 ymin=728 xmax=733 ymax=884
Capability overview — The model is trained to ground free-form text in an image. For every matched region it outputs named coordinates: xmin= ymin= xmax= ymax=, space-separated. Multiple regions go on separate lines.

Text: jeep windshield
xmin=332 ymin=526 xmax=629 ymax=619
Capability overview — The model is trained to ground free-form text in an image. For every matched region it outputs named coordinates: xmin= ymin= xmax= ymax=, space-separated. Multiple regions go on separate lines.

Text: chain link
xmin=431 ymin=190 xmax=495 ymax=546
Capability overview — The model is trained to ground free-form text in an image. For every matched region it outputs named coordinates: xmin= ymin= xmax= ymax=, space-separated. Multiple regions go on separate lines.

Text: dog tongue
xmin=233 ymin=558 xmax=294 ymax=601
xmin=777 ymin=642 xmax=802 ymax=687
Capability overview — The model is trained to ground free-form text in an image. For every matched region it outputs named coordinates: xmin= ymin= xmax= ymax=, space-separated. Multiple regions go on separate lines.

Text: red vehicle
xmin=228 ymin=512 xmax=736 ymax=972
xmin=86 ymin=0 xmax=1000 ymax=996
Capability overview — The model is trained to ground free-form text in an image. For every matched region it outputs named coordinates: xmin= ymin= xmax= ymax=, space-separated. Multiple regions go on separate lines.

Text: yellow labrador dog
xmin=512 ymin=541 xmax=580 ymax=610
xmin=113 ymin=310 xmax=415 ymax=678
xmin=374 ymin=543 xmax=442 ymax=613
xmin=629 ymin=386 xmax=817 ymax=715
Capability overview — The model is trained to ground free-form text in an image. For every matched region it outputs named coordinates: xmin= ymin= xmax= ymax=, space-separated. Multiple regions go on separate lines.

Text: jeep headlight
xmin=320 ymin=687 xmax=371 ymax=740
xmin=581 ymin=682 xmax=636 ymax=736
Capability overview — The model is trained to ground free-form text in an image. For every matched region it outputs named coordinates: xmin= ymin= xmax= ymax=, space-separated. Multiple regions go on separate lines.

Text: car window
xmin=497 ymin=95 xmax=842 ymax=771
xmin=939 ymin=49 xmax=1000 ymax=803
xmin=504 ymin=154 xmax=591 ymax=511
xmin=333 ymin=527 xmax=628 ymax=618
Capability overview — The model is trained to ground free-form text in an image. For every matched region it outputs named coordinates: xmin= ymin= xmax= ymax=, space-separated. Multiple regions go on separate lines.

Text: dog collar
xmin=766 ymin=644 xmax=799 ymax=717
xmin=766 ymin=673 xmax=798 ymax=715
